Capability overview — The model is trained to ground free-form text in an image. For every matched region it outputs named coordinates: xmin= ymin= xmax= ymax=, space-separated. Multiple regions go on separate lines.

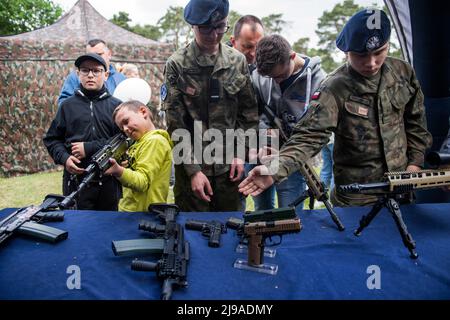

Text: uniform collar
xmin=188 ymin=41 xmax=231 ymax=73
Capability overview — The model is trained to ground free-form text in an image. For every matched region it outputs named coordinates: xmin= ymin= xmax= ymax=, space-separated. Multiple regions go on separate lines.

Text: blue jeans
xmin=320 ymin=143 xmax=334 ymax=191
xmin=245 ymin=164 xmax=306 ymax=214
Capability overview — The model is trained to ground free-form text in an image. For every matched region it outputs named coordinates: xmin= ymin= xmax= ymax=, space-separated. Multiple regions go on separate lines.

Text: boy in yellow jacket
xmin=106 ymin=100 xmax=173 ymax=212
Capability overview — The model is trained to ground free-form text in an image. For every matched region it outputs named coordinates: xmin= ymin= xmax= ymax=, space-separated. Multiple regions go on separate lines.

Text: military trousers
xmin=174 ymin=165 xmax=241 ymax=212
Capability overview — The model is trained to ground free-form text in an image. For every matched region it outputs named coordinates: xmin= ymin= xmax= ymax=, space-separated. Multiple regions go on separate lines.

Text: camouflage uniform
xmin=274 ymin=57 xmax=432 ymax=206
xmin=163 ymin=41 xmax=258 ymax=211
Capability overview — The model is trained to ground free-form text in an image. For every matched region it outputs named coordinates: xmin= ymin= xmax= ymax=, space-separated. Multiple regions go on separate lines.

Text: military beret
xmin=184 ymin=0 xmax=229 ymax=25
xmin=336 ymin=9 xmax=391 ymax=53
xmin=75 ymin=53 xmax=107 ymax=71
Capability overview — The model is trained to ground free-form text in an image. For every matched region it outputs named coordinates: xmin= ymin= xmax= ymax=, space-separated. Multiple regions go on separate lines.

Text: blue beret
xmin=336 ymin=9 xmax=391 ymax=53
xmin=184 ymin=0 xmax=229 ymax=25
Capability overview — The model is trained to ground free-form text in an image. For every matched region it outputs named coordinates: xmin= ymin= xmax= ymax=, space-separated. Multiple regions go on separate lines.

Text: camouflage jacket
xmin=274 ymin=57 xmax=432 ymax=206
xmin=163 ymin=41 xmax=258 ymax=177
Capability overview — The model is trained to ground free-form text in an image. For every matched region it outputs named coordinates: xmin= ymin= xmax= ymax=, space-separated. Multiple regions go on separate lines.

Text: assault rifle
xmin=0 ymin=194 xmax=68 ymax=247
xmin=60 ymin=133 xmax=133 ymax=209
xmin=339 ymin=169 xmax=450 ymax=259
xmin=228 ymin=207 xmax=302 ymax=274
xmin=185 ymin=219 xmax=227 ymax=248
xmin=112 ymin=204 xmax=189 ymax=300
xmin=289 ymin=161 xmax=345 ymax=231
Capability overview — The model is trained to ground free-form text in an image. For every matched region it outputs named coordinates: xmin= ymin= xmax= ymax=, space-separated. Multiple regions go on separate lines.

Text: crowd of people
xmin=44 ymin=0 xmax=433 ymax=213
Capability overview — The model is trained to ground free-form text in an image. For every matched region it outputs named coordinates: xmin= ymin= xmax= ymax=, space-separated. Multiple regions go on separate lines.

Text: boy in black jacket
xmin=44 ymin=53 xmax=122 ymax=210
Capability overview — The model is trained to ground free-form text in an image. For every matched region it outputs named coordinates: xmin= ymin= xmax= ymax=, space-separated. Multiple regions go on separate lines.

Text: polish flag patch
xmin=311 ymin=91 xmax=321 ymax=100
xmin=358 ymin=106 xmax=368 ymax=116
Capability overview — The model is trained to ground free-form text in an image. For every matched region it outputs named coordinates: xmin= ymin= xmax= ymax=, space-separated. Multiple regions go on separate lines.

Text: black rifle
xmin=112 ymin=203 xmax=189 ymax=300
xmin=289 ymin=161 xmax=345 ymax=231
xmin=60 ymin=133 xmax=133 ymax=209
xmin=0 ymin=194 xmax=67 ymax=247
xmin=185 ymin=219 xmax=227 ymax=247
xmin=337 ymin=170 xmax=450 ymax=259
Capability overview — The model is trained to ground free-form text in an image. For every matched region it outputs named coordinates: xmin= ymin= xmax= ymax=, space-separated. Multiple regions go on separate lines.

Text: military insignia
xmin=186 ymin=86 xmax=196 ymax=96
xmin=311 ymin=91 xmax=321 ymax=100
xmin=160 ymin=84 xmax=168 ymax=101
xmin=358 ymin=106 xmax=368 ymax=116
xmin=366 ymin=35 xmax=381 ymax=51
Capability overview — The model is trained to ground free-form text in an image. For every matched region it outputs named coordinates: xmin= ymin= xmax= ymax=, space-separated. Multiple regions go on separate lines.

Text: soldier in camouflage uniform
xmin=162 ymin=0 xmax=258 ymax=212
xmin=239 ymin=9 xmax=432 ymax=207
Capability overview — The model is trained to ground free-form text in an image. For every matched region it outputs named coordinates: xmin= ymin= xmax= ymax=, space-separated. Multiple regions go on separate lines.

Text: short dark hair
xmin=113 ymin=100 xmax=153 ymax=122
xmin=87 ymin=39 xmax=106 ymax=48
xmin=233 ymin=15 xmax=263 ymax=39
xmin=256 ymin=35 xmax=292 ymax=76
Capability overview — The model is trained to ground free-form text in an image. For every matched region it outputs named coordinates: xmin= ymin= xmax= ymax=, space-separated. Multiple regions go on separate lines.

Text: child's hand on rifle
xmin=105 ymin=158 xmax=124 ymax=178
xmin=65 ymin=156 xmax=85 ymax=175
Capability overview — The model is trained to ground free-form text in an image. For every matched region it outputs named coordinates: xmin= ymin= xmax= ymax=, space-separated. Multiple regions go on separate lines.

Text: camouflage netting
xmin=0 ymin=0 xmax=174 ymax=177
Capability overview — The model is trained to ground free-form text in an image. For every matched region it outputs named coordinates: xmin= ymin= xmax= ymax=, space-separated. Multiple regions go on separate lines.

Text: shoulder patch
xmin=160 ymin=84 xmax=168 ymax=101
xmin=311 ymin=91 xmax=321 ymax=100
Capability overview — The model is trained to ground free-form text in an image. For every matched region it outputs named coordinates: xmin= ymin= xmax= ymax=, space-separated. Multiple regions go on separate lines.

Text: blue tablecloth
xmin=1 ymin=203 xmax=449 ymax=300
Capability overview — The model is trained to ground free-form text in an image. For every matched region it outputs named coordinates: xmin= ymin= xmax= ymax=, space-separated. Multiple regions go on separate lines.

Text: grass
xmin=0 ymin=170 xmax=63 ymax=209
xmin=0 ymin=167 xmax=325 ymax=211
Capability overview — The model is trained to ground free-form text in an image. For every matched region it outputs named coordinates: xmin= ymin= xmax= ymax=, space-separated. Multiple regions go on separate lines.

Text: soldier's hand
xmin=258 ymin=146 xmax=278 ymax=166
xmin=191 ymin=171 xmax=213 ymax=202
xmin=71 ymin=142 xmax=86 ymax=159
xmin=238 ymin=165 xmax=274 ymax=196
xmin=105 ymin=158 xmax=124 ymax=178
xmin=406 ymin=164 xmax=421 ymax=172
xmin=230 ymin=157 xmax=245 ymax=182
xmin=65 ymin=156 xmax=85 ymax=175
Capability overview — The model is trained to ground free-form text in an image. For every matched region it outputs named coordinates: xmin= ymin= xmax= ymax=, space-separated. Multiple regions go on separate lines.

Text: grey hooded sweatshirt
xmin=251 ymin=54 xmax=326 ymax=143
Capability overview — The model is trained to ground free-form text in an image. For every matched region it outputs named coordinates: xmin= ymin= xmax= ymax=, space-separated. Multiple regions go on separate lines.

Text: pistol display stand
xmin=354 ymin=195 xmax=418 ymax=259
xmin=235 ymin=243 xmax=276 ymax=258
xmin=233 ymin=258 xmax=278 ymax=275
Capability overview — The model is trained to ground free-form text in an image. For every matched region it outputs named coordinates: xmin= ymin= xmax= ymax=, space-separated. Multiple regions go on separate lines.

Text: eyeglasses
xmin=197 ymin=23 xmax=230 ymax=35
xmin=79 ymin=68 xmax=105 ymax=76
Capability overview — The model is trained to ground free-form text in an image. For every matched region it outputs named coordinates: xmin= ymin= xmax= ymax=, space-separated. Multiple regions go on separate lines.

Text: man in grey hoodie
xmin=251 ymin=34 xmax=326 ymax=213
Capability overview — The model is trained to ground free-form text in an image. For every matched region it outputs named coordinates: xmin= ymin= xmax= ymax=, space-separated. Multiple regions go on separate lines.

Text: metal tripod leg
xmin=354 ymin=201 xmax=384 ymax=236
xmin=385 ymin=198 xmax=418 ymax=259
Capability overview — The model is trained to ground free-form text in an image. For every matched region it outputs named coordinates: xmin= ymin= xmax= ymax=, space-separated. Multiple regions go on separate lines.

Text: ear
xmin=230 ymin=36 xmax=236 ymax=47
xmin=289 ymin=52 xmax=296 ymax=60
xmin=139 ymin=106 xmax=148 ymax=117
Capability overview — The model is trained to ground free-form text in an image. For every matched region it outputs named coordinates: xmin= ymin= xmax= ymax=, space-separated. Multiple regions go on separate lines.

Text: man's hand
xmin=71 ymin=142 xmax=86 ymax=160
xmin=229 ymin=157 xmax=245 ymax=182
xmin=191 ymin=171 xmax=213 ymax=202
xmin=65 ymin=156 xmax=85 ymax=175
xmin=105 ymin=158 xmax=124 ymax=178
xmin=238 ymin=165 xmax=274 ymax=196
xmin=406 ymin=164 xmax=421 ymax=172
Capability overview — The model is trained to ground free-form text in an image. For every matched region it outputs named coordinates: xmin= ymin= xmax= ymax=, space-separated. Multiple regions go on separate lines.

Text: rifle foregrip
xmin=338 ymin=184 xmax=360 ymax=193
xmin=36 ymin=211 xmax=65 ymax=222
xmin=138 ymin=220 xmax=164 ymax=233
xmin=131 ymin=260 xmax=158 ymax=272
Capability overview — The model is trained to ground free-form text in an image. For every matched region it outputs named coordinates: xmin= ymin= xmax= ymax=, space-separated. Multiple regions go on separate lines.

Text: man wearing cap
xmin=58 ymin=39 xmax=126 ymax=106
xmin=239 ymin=8 xmax=432 ymax=207
xmin=44 ymin=53 xmax=123 ymax=210
xmin=162 ymin=0 xmax=258 ymax=212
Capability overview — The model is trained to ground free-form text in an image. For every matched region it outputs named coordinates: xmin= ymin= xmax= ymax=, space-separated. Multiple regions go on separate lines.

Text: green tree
xmin=292 ymin=37 xmax=310 ymax=54
xmin=132 ymin=24 xmax=162 ymax=41
xmin=262 ymin=13 xmax=289 ymax=34
xmin=110 ymin=11 xmax=132 ymax=30
xmin=110 ymin=11 xmax=162 ymax=41
xmin=0 ymin=0 xmax=62 ymax=36
xmin=157 ymin=6 xmax=192 ymax=49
